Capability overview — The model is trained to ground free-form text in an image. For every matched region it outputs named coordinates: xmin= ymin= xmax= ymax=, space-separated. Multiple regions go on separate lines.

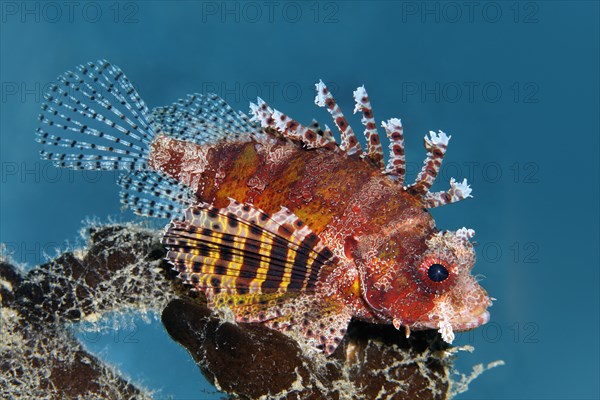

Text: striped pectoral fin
xmin=162 ymin=198 xmax=338 ymax=297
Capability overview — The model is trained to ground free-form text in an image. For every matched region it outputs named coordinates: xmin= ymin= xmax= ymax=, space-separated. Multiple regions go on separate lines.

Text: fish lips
xmin=411 ymin=307 xmax=491 ymax=332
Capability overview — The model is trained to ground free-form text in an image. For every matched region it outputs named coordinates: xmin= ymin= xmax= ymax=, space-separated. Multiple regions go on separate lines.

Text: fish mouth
xmin=451 ymin=310 xmax=490 ymax=331
xmin=414 ymin=308 xmax=490 ymax=331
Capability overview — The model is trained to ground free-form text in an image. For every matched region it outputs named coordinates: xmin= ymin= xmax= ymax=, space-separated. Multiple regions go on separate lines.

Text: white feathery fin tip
xmin=314 ymin=79 xmax=327 ymax=107
xmin=381 ymin=118 xmax=402 ymax=130
xmin=451 ymin=177 xmax=473 ymax=199
xmin=425 ymin=130 xmax=450 ymax=147
xmin=249 ymin=97 xmax=273 ymax=128
xmin=422 ymin=177 xmax=474 ymax=208
xmin=456 ymin=227 xmax=476 ymax=242
xmin=352 ymin=85 xmax=368 ymax=114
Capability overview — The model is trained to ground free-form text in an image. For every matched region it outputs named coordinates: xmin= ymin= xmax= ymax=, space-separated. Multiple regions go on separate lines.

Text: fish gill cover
xmin=0 ymin=60 xmax=503 ymax=399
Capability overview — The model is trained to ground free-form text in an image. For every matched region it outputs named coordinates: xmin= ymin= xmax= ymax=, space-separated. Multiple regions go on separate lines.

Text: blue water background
xmin=1 ymin=2 xmax=598 ymax=399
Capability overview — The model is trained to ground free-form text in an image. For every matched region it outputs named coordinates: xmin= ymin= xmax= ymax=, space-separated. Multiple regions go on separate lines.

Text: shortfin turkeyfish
xmin=36 ymin=60 xmax=491 ymax=355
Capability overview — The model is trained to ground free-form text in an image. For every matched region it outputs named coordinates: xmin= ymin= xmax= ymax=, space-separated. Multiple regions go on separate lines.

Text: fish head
xmin=350 ymin=226 xmax=491 ymax=343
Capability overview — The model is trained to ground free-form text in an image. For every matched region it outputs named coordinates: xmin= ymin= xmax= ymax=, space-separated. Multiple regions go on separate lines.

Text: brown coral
xmin=1 ymin=224 xmax=463 ymax=399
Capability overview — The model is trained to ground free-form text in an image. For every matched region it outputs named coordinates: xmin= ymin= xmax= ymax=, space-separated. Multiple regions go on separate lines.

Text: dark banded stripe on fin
xmin=162 ymin=199 xmax=337 ymax=295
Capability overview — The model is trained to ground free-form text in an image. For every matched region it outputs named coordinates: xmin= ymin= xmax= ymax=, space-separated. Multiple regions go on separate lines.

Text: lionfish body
xmin=37 ymin=61 xmax=491 ymax=355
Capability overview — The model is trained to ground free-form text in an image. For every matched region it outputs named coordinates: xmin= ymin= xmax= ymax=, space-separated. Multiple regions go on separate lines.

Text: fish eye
xmin=416 ymin=257 xmax=455 ymax=294
xmin=427 ymin=263 xmax=449 ymax=282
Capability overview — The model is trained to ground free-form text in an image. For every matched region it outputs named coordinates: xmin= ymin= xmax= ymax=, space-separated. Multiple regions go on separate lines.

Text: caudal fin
xmin=36 ymin=60 xmax=156 ymax=171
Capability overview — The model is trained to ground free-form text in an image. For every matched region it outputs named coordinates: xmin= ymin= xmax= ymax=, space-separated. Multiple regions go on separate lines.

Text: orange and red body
xmin=150 ymin=134 xmax=435 ymax=322
xmin=37 ymin=60 xmax=491 ymax=355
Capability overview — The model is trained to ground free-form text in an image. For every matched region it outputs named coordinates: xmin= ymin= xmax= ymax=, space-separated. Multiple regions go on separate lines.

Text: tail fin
xmin=36 ymin=60 xmax=156 ymax=171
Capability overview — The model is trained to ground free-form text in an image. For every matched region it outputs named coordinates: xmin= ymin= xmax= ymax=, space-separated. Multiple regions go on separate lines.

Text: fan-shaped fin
xmin=36 ymin=59 xmax=156 ymax=171
xmin=152 ymin=93 xmax=262 ymax=145
xmin=118 ymin=170 xmax=196 ymax=219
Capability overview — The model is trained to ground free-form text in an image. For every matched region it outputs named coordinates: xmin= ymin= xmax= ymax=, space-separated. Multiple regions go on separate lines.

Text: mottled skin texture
xmin=149 ymin=134 xmax=489 ymax=335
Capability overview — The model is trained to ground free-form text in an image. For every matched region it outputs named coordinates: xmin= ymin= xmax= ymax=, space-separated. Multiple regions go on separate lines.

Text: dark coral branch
xmin=1 ymin=224 xmax=456 ymax=399
xmin=1 ymin=261 xmax=151 ymax=399
xmin=162 ymin=298 xmax=452 ymax=399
